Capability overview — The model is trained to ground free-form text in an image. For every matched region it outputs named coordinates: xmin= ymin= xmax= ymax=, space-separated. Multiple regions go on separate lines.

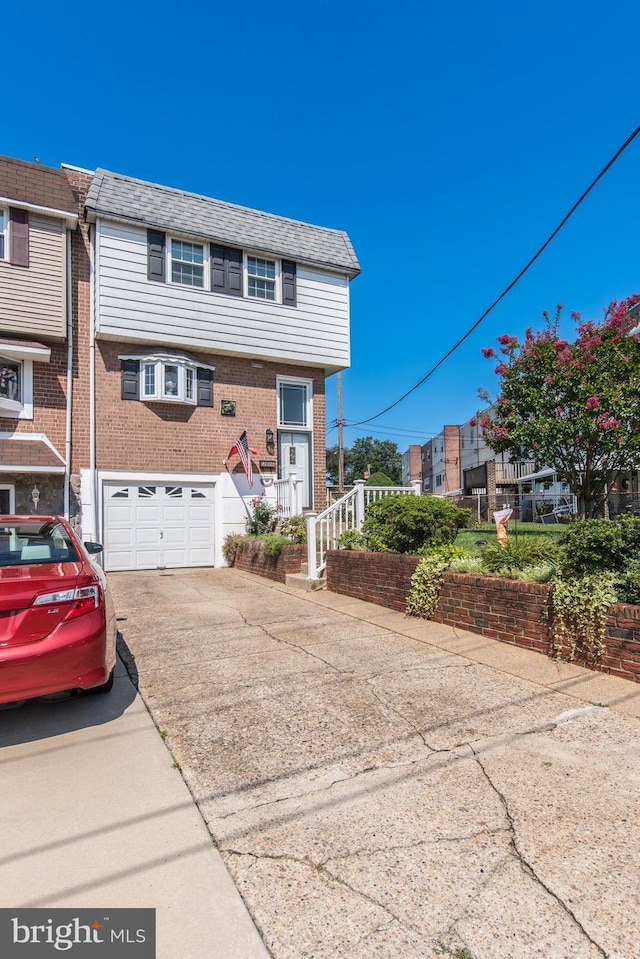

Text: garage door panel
xmin=105 ymin=528 xmax=133 ymax=547
xmin=163 ymin=505 xmax=189 ymax=523
xmin=163 ymin=528 xmax=187 ymax=546
xmin=103 ymin=483 xmax=215 ymax=572
xmin=188 ymin=528 xmax=211 ymax=545
xmin=135 ymin=528 xmax=160 ymax=546
xmin=105 ymin=505 xmax=134 ymax=525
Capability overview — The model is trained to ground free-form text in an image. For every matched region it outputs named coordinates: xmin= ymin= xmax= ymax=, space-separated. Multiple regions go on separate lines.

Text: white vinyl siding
xmin=0 ymin=214 xmax=66 ymax=340
xmin=95 ymin=219 xmax=350 ymax=371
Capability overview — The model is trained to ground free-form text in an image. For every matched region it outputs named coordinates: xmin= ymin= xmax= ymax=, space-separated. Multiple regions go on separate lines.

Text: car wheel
xmin=86 ymin=669 xmax=115 ymax=695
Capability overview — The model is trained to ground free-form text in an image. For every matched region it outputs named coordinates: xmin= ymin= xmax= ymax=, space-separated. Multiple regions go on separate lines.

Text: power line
xmin=346 ymin=123 xmax=640 ymax=429
xmin=327 ymin=421 xmax=439 ymax=441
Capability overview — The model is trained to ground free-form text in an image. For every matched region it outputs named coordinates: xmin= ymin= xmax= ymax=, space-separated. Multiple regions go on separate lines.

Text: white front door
xmin=279 ymin=432 xmax=311 ymax=510
xmin=103 ymin=483 xmax=215 ymax=571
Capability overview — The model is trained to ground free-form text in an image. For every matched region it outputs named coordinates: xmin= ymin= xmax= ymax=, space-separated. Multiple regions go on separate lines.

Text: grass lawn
xmin=455 ymin=521 xmax=566 ymax=556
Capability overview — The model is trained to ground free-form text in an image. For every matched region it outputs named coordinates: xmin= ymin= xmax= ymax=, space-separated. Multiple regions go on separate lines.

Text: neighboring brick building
xmin=0 ymin=156 xmax=80 ymax=518
xmin=401 ymin=444 xmax=422 ymax=486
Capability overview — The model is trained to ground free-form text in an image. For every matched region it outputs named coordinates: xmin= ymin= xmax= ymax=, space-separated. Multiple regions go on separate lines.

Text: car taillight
xmin=32 ymin=585 xmax=101 ymax=621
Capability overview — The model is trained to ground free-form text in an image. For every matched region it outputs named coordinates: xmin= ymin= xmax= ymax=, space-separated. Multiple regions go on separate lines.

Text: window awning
xmin=0 ymin=338 xmax=51 ymax=363
xmin=0 ymin=438 xmax=65 ymax=472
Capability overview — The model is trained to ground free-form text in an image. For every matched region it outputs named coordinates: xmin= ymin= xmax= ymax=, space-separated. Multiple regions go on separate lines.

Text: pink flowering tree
xmin=478 ymin=296 xmax=640 ymax=519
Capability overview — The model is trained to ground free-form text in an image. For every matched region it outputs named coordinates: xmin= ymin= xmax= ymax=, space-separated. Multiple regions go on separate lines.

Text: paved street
xmin=109 ymin=567 xmax=640 ymax=959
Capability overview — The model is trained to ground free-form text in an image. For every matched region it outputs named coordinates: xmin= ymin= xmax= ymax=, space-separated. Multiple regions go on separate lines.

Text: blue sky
xmin=5 ymin=1 xmax=640 ymax=454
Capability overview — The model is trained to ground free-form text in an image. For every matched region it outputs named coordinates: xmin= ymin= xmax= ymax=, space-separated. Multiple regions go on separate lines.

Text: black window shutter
xmin=226 ymin=247 xmax=243 ymax=296
xmin=10 ymin=208 xmax=29 ymax=267
xmin=196 ymin=368 xmax=213 ymax=407
xmin=282 ymin=260 xmax=296 ymax=307
xmin=211 ymin=244 xmax=243 ymax=296
xmin=147 ymin=229 xmax=166 ymax=281
xmin=210 ymin=244 xmax=226 ymax=292
xmin=121 ymin=359 xmax=139 ymax=400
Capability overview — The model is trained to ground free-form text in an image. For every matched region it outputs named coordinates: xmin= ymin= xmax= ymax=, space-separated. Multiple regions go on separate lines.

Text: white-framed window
xmin=169 ymin=238 xmax=205 ymax=288
xmin=246 ymin=254 xmax=278 ymax=301
xmin=0 ymin=209 xmax=6 ymax=260
xmin=277 ymin=377 xmax=312 ymax=429
xmin=141 ymin=355 xmax=199 ymax=405
xmin=0 ymin=355 xmax=34 ymax=418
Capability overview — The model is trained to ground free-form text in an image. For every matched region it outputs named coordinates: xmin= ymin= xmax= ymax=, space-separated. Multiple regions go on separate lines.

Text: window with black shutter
xmin=210 ymin=244 xmax=242 ymax=296
xmin=121 ymin=354 xmax=214 ymax=406
xmin=282 ymin=260 xmax=297 ymax=307
xmin=121 ymin=359 xmax=140 ymax=400
xmin=147 ymin=230 xmax=166 ymax=282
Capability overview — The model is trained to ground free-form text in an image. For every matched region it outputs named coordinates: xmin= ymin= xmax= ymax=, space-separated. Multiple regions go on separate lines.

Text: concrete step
xmin=285 ymin=571 xmax=326 ymax=591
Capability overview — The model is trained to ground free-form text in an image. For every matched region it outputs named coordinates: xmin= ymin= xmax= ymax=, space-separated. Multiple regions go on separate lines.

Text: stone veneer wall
xmin=325 ymin=550 xmax=640 ymax=684
xmin=232 ymin=542 xmax=307 ymax=583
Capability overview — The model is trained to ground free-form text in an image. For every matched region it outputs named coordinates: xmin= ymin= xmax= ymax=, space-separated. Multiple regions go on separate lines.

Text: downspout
xmin=64 ymin=230 xmax=73 ymax=519
xmin=89 ymin=222 xmax=97 ymax=539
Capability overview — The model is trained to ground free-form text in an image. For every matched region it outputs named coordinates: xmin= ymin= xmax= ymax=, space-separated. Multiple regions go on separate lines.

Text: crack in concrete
xmin=211 ymin=754 xmax=435 ymax=822
xmin=224 ymin=847 xmax=413 ymax=933
xmin=362 ymin=678 xmax=430 ymax=747
xmin=366 ymin=662 xmax=476 ymax=681
xmin=320 ymin=825 xmax=511 ymax=867
xmin=469 ymin=744 xmax=610 ymax=958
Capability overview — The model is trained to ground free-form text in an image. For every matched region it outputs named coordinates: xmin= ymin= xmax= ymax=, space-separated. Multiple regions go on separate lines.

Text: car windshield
xmin=0 ymin=521 xmax=80 ymax=567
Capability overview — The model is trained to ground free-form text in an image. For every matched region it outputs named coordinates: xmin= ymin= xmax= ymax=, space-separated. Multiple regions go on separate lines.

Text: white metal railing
xmin=306 ymin=479 xmax=420 ymax=580
xmin=494 ymin=461 xmax=537 ymax=483
xmin=274 ymin=472 xmax=303 ymax=519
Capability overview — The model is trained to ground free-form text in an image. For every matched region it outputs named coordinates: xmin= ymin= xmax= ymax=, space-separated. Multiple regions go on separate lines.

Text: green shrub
xmin=246 ymin=497 xmax=278 ymax=535
xmin=281 ymin=514 xmax=307 ymax=544
xmin=558 ymin=516 xmax=640 ymax=577
xmin=481 ymin=537 xmax=556 ymax=576
xmin=449 ymin=556 xmax=484 ymax=574
xmin=617 ymin=558 xmax=640 ymax=605
xmin=365 ymin=471 xmax=396 ymax=487
xmin=510 ymin=564 xmax=556 ymax=583
xmin=337 ymin=529 xmax=368 ymax=550
xmin=416 ymin=543 xmax=469 ymax=560
xmin=259 ymin=533 xmax=292 ymax=557
xmin=362 ymin=495 xmax=471 ymax=555
xmin=551 ymin=573 xmax=618 ymax=662
xmin=406 ymin=554 xmax=450 ymax=619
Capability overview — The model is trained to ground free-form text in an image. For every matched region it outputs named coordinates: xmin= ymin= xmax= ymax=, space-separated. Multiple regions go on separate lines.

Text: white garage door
xmin=103 ymin=483 xmax=215 ymax=572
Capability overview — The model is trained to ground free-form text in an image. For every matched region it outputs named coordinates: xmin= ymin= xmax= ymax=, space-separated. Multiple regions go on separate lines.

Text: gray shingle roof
xmin=85 ymin=169 xmax=360 ymax=276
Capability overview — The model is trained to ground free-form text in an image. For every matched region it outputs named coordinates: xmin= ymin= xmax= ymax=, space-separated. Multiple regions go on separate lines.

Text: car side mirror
xmin=84 ymin=541 xmax=104 ymax=555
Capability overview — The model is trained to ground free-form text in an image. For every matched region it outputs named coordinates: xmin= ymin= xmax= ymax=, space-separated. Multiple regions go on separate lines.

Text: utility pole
xmin=337 ymin=371 xmax=345 ymax=492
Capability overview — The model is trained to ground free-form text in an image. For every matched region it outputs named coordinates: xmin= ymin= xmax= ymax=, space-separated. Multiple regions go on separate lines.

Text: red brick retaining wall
xmin=326 ymin=550 xmax=640 ymax=683
xmin=233 ymin=543 xmax=306 ymax=583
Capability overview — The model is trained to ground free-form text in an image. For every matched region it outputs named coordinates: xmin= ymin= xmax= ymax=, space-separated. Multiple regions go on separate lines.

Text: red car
xmin=0 ymin=516 xmax=117 ymax=705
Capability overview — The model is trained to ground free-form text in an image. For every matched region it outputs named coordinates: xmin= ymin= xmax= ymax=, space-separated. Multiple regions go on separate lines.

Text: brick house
xmin=0 ymin=157 xmax=80 ymax=517
xmin=76 ymin=167 xmax=360 ymax=571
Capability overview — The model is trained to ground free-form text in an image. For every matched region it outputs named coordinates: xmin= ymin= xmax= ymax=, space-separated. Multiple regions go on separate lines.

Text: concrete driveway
xmin=110 ymin=567 xmax=640 ymax=959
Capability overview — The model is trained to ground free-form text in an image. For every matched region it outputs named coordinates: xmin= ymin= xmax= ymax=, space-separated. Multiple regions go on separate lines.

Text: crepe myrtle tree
xmin=475 ymin=295 xmax=640 ymax=519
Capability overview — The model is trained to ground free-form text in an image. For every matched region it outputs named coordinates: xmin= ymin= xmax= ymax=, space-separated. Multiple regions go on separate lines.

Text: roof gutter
xmin=0 ymin=195 xmax=77 ymax=229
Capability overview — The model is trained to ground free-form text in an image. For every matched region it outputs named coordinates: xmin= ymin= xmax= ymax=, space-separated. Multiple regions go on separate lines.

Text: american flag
xmin=235 ymin=430 xmax=253 ymax=486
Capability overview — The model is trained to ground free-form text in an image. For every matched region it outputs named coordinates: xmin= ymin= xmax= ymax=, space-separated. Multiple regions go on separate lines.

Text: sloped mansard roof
xmin=85 ymin=169 xmax=360 ymax=276
xmin=0 ymin=155 xmax=77 ymax=219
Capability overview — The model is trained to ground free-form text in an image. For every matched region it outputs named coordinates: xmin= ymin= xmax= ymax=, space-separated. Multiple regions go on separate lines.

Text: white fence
xmin=306 ymin=480 xmax=421 ymax=580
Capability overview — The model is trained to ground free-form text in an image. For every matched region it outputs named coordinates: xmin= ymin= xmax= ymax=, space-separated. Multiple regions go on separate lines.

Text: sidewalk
xmin=0 ymin=655 xmax=270 ymax=959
